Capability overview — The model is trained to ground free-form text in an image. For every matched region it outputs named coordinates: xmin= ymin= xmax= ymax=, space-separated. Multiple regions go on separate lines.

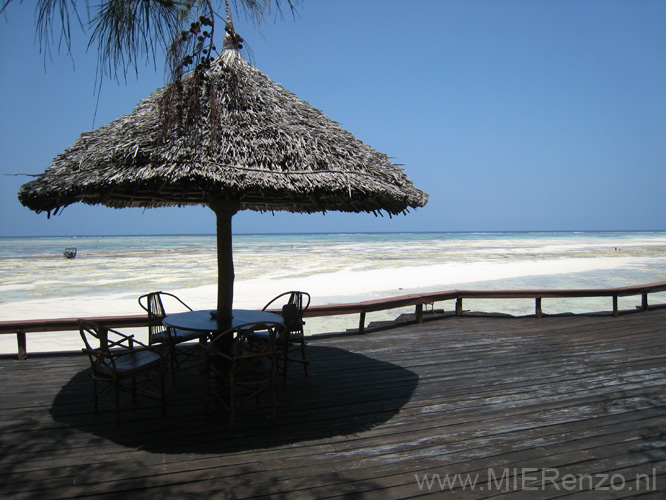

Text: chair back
xmin=263 ymin=291 xmax=310 ymax=334
xmin=138 ymin=291 xmax=192 ymax=345
xmin=207 ymin=321 xmax=279 ymax=358
xmin=202 ymin=322 xmax=283 ymax=422
xmin=201 ymin=322 xmax=284 ymax=393
xmin=281 ymin=303 xmax=301 ymax=333
xmin=79 ymin=319 xmax=106 ymax=354
xmin=203 ymin=322 xmax=282 ymax=380
xmin=78 ymin=320 xmax=118 ymax=378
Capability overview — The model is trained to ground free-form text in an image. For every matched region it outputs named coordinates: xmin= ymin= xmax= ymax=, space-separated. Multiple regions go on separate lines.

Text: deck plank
xmin=1 ymin=308 xmax=665 ymax=498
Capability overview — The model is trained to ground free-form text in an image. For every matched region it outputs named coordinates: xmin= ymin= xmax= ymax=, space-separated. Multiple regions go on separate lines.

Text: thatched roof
xmin=18 ymin=22 xmax=428 ymax=218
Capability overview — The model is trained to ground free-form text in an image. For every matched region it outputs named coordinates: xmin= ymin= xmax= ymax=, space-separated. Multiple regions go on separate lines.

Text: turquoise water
xmin=1 ymin=231 xmax=665 ymax=353
xmin=2 ymin=231 xmax=664 ymax=302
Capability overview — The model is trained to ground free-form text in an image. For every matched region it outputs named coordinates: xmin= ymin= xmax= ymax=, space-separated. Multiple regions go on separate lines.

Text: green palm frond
xmin=2 ymin=0 xmax=299 ymax=81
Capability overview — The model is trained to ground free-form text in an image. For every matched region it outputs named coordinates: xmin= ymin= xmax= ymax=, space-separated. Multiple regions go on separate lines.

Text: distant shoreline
xmin=2 ymin=229 xmax=666 ymax=239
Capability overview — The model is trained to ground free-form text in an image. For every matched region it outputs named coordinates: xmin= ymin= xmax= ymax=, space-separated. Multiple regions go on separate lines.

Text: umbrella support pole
xmin=212 ymin=203 xmax=238 ymax=335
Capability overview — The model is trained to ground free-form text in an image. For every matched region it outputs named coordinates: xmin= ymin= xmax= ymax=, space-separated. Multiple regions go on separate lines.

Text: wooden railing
xmin=303 ymin=280 xmax=666 ymax=332
xmin=2 ymin=281 xmax=665 ymax=360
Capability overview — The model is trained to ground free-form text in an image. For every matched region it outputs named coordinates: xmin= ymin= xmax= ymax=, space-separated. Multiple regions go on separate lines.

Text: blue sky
xmin=1 ymin=0 xmax=664 ymax=236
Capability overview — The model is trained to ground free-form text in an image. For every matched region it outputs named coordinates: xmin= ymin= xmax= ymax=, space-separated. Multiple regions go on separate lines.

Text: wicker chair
xmin=201 ymin=321 xmax=282 ymax=426
xmin=138 ymin=291 xmax=200 ymax=381
xmin=78 ymin=320 xmax=166 ymax=422
xmin=257 ymin=291 xmax=310 ymax=385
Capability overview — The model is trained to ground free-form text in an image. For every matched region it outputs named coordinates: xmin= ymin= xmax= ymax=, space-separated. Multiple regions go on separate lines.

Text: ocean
xmin=1 ymin=231 xmax=665 ymax=354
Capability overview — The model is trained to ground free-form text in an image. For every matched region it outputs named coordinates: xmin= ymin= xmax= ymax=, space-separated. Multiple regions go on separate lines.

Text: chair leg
xmin=114 ymin=385 xmax=121 ymax=423
xmin=282 ymin=348 xmax=289 ymax=387
xmin=171 ymin=341 xmax=200 ymax=378
xmin=271 ymin=368 xmax=277 ymax=418
xmin=169 ymin=341 xmax=177 ymax=385
xmin=160 ymin=366 xmax=167 ymax=415
xmin=131 ymin=376 xmax=138 ymax=402
xmin=92 ymin=379 xmax=98 ymax=413
xmin=229 ymin=385 xmax=236 ymax=427
xmin=301 ymin=343 xmax=309 ymax=377
xmin=203 ymin=370 xmax=211 ymax=414
xmin=280 ymin=341 xmax=308 ymax=385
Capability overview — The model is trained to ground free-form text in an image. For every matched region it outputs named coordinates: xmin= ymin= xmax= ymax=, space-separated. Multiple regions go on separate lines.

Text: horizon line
xmin=2 ymin=229 xmax=666 ymax=239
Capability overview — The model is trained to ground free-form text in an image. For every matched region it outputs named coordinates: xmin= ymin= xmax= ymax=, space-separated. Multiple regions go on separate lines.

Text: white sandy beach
xmin=0 ymin=255 xmax=641 ymax=320
xmin=3 ymin=253 xmax=663 ymax=355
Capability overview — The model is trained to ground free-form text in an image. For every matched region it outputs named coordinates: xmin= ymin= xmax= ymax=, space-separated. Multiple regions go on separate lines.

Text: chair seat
xmin=151 ymin=328 xmax=199 ymax=344
xmin=97 ymin=350 xmax=162 ymax=378
xmin=172 ymin=328 xmax=201 ymax=342
xmin=79 ymin=320 xmax=167 ymax=422
xmin=251 ymin=330 xmax=304 ymax=341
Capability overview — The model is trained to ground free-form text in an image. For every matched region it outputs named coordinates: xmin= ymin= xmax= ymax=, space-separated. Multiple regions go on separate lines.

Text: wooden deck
xmin=1 ymin=308 xmax=665 ymax=499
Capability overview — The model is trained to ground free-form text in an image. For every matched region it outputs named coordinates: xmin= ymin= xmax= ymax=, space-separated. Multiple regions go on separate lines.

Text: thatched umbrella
xmin=18 ymin=14 xmax=428 ymax=328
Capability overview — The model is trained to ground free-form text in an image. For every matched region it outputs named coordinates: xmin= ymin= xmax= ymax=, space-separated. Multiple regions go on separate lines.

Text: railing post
xmin=535 ymin=298 xmax=542 ymax=318
xmin=415 ymin=304 xmax=424 ymax=324
xmin=642 ymin=293 xmax=648 ymax=311
xmin=17 ymin=330 xmax=27 ymax=360
xmin=358 ymin=311 xmax=366 ymax=334
xmin=613 ymin=295 xmax=619 ymax=316
xmin=456 ymin=297 xmax=463 ymax=317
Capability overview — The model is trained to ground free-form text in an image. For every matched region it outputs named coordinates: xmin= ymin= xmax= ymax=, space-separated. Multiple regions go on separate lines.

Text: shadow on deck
xmin=48 ymin=345 xmax=419 ymax=455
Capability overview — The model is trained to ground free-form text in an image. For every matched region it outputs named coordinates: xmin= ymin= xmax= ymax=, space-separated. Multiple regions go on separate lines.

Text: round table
xmin=163 ymin=309 xmax=282 ymax=334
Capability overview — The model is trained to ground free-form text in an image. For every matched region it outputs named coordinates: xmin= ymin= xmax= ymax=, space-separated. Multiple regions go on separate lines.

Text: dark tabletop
xmin=163 ymin=309 xmax=282 ymax=333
